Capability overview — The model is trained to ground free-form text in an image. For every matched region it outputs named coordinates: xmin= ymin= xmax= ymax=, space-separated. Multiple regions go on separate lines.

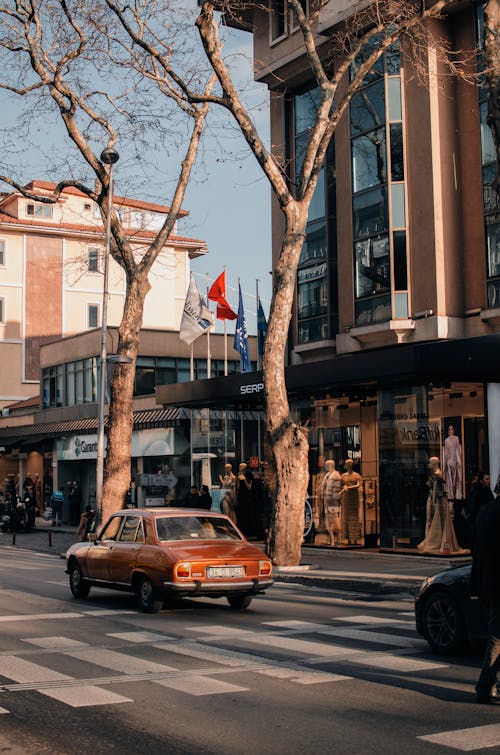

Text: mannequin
xmin=219 ymin=463 xmax=237 ymax=522
xmin=418 ymin=456 xmax=465 ymax=554
xmin=321 ymin=460 xmax=342 ymax=545
xmin=340 ymin=459 xmax=362 ymax=545
xmin=443 ymin=424 xmax=463 ymax=502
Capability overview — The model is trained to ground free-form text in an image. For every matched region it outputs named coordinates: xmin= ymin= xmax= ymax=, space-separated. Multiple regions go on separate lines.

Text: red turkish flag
xmin=208 ymin=271 xmax=237 ymax=320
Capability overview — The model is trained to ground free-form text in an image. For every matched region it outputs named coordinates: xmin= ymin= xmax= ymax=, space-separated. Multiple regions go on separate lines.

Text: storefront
xmin=156 ymin=334 xmax=500 ymax=551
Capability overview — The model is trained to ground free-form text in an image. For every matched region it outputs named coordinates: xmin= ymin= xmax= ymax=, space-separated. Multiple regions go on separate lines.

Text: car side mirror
xmin=88 ymin=533 xmax=97 ymax=542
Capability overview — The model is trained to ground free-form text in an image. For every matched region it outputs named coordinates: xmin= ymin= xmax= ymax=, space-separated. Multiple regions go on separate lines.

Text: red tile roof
xmin=21 ymin=180 xmax=188 ymax=217
xmin=0 ymin=211 xmax=207 ymax=250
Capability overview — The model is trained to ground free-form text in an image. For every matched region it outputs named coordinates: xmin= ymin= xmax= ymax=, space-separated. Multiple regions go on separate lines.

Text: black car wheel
xmin=422 ymin=590 xmax=466 ymax=654
xmin=137 ymin=576 xmax=163 ymax=613
xmin=227 ymin=594 xmax=253 ymax=610
xmin=69 ymin=561 xmax=91 ymax=599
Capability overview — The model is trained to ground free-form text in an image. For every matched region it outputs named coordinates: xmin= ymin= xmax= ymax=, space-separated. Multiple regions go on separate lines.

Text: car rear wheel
xmin=137 ymin=576 xmax=163 ymax=613
xmin=422 ymin=590 xmax=466 ymax=654
xmin=69 ymin=561 xmax=91 ymax=599
xmin=227 ymin=594 xmax=252 ymax=610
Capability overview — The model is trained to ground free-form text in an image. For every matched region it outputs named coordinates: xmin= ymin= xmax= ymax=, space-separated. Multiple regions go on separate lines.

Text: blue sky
xmin=0 ymin=18 xmax=272 ymax=336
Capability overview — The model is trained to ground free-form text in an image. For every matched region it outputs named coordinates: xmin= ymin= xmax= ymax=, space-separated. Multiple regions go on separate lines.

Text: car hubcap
xmin=72 ymin=569 xmax=80 ymax=590
xmin=427 ymin=600 xmax=456 ymax=647
xmin=141 ymin=581 xmax=152 ymax=602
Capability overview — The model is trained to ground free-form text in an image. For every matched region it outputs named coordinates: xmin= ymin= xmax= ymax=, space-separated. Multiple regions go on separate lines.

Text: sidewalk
xmin=0 ymin=518 xmax=471 ymax=597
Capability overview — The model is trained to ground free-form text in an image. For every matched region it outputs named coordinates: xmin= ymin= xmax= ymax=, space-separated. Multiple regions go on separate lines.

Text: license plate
xmin=206 ymin=566 xmax=244 ymax=578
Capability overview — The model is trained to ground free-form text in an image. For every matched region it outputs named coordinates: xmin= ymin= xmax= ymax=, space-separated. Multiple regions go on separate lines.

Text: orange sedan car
xmin=66 ymin=508 xmax=273 ymax=613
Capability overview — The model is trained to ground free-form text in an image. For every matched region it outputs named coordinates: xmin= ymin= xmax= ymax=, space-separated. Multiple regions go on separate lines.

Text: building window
xmin=293 ymin=85 xmax=338 ymax=344
xmin=350 ymin=41 xmax=408 ymax=326
xmin=476 ymin=7 xmax=500 ymax=308
xmin=83 ymin=202 xmax=92 ymax=213
xmin=26 ymin=202 xmax=53 ymax=218
xmin=0 ymin=297 xmax=4 ymax=324
xmin=87 ymin=247 xmax=100 ymax=273
xmin=0 ymin=239 xmax=5 ymax=266
xmin=270 ymin=0 xmax=287 ymax=41
xmin=88 ymin=304 xmax=99 ymax=329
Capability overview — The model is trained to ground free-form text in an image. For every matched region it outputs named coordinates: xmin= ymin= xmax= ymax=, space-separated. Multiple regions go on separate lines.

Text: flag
xmin=208 ymin=271 xmax=237 ymax=321
xmin=257 ymin=297 xmax=268 ymax=358
xmin=233 ymin=283 xmax=251 ymax=372
xmin=179 ymin=276 xmax=214 ymax=345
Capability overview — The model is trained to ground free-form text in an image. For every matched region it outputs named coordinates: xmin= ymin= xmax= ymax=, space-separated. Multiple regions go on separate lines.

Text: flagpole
xmin=256 ymin=278 xmax=260 ymax=371
xmin=190 ymin=342 xmax=194 ymax=381
xmin=206 ymin=274 xmax=211 ymax=379
xmin=223 ymin=265 xmax=228 ymax=376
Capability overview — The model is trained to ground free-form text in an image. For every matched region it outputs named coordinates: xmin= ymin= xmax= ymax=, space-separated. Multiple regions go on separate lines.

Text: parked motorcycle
xmin=0 ymin=494 xmax=16 ymax=533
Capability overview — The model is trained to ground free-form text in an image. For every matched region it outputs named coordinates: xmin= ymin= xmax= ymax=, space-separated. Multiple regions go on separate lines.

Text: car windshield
xmin=155 ymin=515 xmax=242 ymax=542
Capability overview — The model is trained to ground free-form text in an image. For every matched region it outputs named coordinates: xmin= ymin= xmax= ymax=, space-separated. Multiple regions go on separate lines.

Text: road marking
xmin=418 ymin=724 xmax=500 ymax=751
xmin=332 ymin=615 xmax=414 ymax=626
xmin=107 ymin=632 xmax=174 ymax=643
xmin=64 ymin=647 xmax=178 ymax=674
xmin=0 ymin=656 xmax=131 ymax=708
xmin=155 ymin=677 xmax=248 ymax=695
xmin=21 ymin=637 xmax=87 ymax=649
xmin=154 ymin=641 xmax=352 ymax=685
xmin=80 ymin=610 xmax=136 ymax=616
xmin=0 ymin=613 xmax=82 ymax=623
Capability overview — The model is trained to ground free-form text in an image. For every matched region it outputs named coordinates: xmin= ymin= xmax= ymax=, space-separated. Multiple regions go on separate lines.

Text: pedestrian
xmin=49 ymin=486 xmax=65 ymax=526
xmin=470 ymin=493 xmax=500 ymax=704
xmin=198 ymin=485 xmax=212 ymax=511
xmin=184 ymin=485 xmax=200 ymax=508
xmin=77 ymin=504 xmax=95 ymax=541
xmin=236 ymin=462 xmax=254 ymax=538
xmin=462 ymin=471 xmax=494 ymax=549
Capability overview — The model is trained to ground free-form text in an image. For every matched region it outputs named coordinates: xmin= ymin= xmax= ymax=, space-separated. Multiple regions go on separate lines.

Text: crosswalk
xmin=0 ymin=600 xmax=497 ymax=751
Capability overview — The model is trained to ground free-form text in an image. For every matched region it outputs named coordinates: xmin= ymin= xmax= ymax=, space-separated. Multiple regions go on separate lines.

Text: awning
xmin=0 ymin=407 xmax=185 ymax=447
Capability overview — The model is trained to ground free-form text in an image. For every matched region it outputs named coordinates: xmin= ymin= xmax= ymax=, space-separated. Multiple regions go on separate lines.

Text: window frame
xmin=0 ymin=238 xmax=5 ymax=267
xmin=87 ymin=303 xmax=100 ymax=329
xmin=269 ymin=0 xmax=288 ymax=44
xmin=0 ymin=296 xmax=4 ymax=325
xmin=26 ymin=202 xmax=53 ymax=218
xmin=87 ymin=246 xmax=100 ymax=274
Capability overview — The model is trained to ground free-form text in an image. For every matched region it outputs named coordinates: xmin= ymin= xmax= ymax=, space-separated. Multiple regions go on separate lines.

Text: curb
xmin=273 ymin=572 xmax=421 ymax=596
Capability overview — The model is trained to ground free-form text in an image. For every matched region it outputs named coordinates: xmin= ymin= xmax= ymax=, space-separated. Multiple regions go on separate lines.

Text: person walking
xmin=77 ymin=504 xmax=95 ymax=541
xmin=49 ymin=486 xmax=65 ymax=526
xmin=470 ymin=494 xmax=500 ymax=704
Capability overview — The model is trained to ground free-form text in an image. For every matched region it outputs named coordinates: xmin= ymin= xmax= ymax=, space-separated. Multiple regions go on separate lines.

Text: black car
xmin=415 ymin=562 xmax=488 ymax=654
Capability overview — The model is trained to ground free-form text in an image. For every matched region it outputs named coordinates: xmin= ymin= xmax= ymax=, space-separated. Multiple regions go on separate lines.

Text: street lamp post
xmin=96 ymin=147 xmax=119 ymax=525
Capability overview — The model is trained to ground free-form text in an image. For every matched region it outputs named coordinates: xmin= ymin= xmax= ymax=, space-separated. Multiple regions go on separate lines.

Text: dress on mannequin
xmin=418 ymin=456 xmax=466 ymax=554
xmin=340 ymin=459 xmax=362 ymax=545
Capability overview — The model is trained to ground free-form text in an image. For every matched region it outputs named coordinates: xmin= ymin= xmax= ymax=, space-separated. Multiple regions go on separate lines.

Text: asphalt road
xmin=0 ymin=546 xmax=498 ymax=755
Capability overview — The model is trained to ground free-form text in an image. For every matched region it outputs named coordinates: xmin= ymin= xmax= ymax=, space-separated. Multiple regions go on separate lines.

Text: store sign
xmin=297 ymin=263 xmax=327 ymax=283
xmin=240 ymin=382 xmax=263 ymax=395
xmin=57 ymin=428 xmax=174 ymax=460
xmin=395 ymin=421 xmax=441 ymax=445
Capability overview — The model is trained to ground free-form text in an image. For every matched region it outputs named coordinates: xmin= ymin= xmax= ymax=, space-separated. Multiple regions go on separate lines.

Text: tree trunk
xmin=265 ymin=204 xmax=310 ymax=566
xmin=101 ymin=272 xmax=151 ymax=523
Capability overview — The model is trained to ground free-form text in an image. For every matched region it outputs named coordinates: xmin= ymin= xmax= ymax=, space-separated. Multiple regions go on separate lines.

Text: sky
xmin=0 ymin=16 xmax=272 ymax=337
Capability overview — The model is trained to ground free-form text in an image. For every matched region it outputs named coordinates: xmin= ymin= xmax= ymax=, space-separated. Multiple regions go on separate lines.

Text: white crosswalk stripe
xmin=418 ymin=723 xmax=500 ymax=751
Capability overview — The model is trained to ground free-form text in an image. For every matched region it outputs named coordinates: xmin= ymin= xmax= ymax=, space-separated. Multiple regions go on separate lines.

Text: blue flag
xmin=257 ymin=297 xmax=268 ymax=358
xmin=234 ymin=283 xmax=251 ymax=373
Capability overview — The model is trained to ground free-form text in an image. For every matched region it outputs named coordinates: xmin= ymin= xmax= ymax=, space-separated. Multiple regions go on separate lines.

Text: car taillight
xmin=176 ymin=563 xmax=192 ymax=579
xmin=259 ymin=560 xmax=272 ymax=576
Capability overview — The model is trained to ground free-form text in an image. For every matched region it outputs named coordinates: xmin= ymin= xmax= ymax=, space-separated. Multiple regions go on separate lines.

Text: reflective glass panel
xmin=352 ymin=129 xmax=387 ymax=192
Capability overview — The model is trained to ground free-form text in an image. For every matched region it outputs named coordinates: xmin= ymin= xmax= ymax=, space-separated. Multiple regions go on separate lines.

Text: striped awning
xmin=0 ymin=407 xmax=185 ymax=446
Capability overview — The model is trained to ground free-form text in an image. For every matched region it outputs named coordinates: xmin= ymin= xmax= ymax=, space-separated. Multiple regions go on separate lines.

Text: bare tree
xmin=106 ymin=0 xmax=492 ymax=565
xmin=0 ymin=0 xmax=214 ymax=522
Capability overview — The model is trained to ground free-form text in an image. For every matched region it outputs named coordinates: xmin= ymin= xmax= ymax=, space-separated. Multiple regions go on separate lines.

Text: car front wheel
xmin=421 ymin=590 xmax=466 ymax=654
xmin=137 ymin=576 xmax=163 ymax=613
xmin=69 ymin=561 xmax=91 ymax=599
xmin=227 ymin=594 xmax=252 ymax=610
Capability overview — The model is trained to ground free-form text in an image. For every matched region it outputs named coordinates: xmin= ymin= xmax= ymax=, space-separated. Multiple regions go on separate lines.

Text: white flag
xmin=179 ymin=277 xmax=214 ymax=345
